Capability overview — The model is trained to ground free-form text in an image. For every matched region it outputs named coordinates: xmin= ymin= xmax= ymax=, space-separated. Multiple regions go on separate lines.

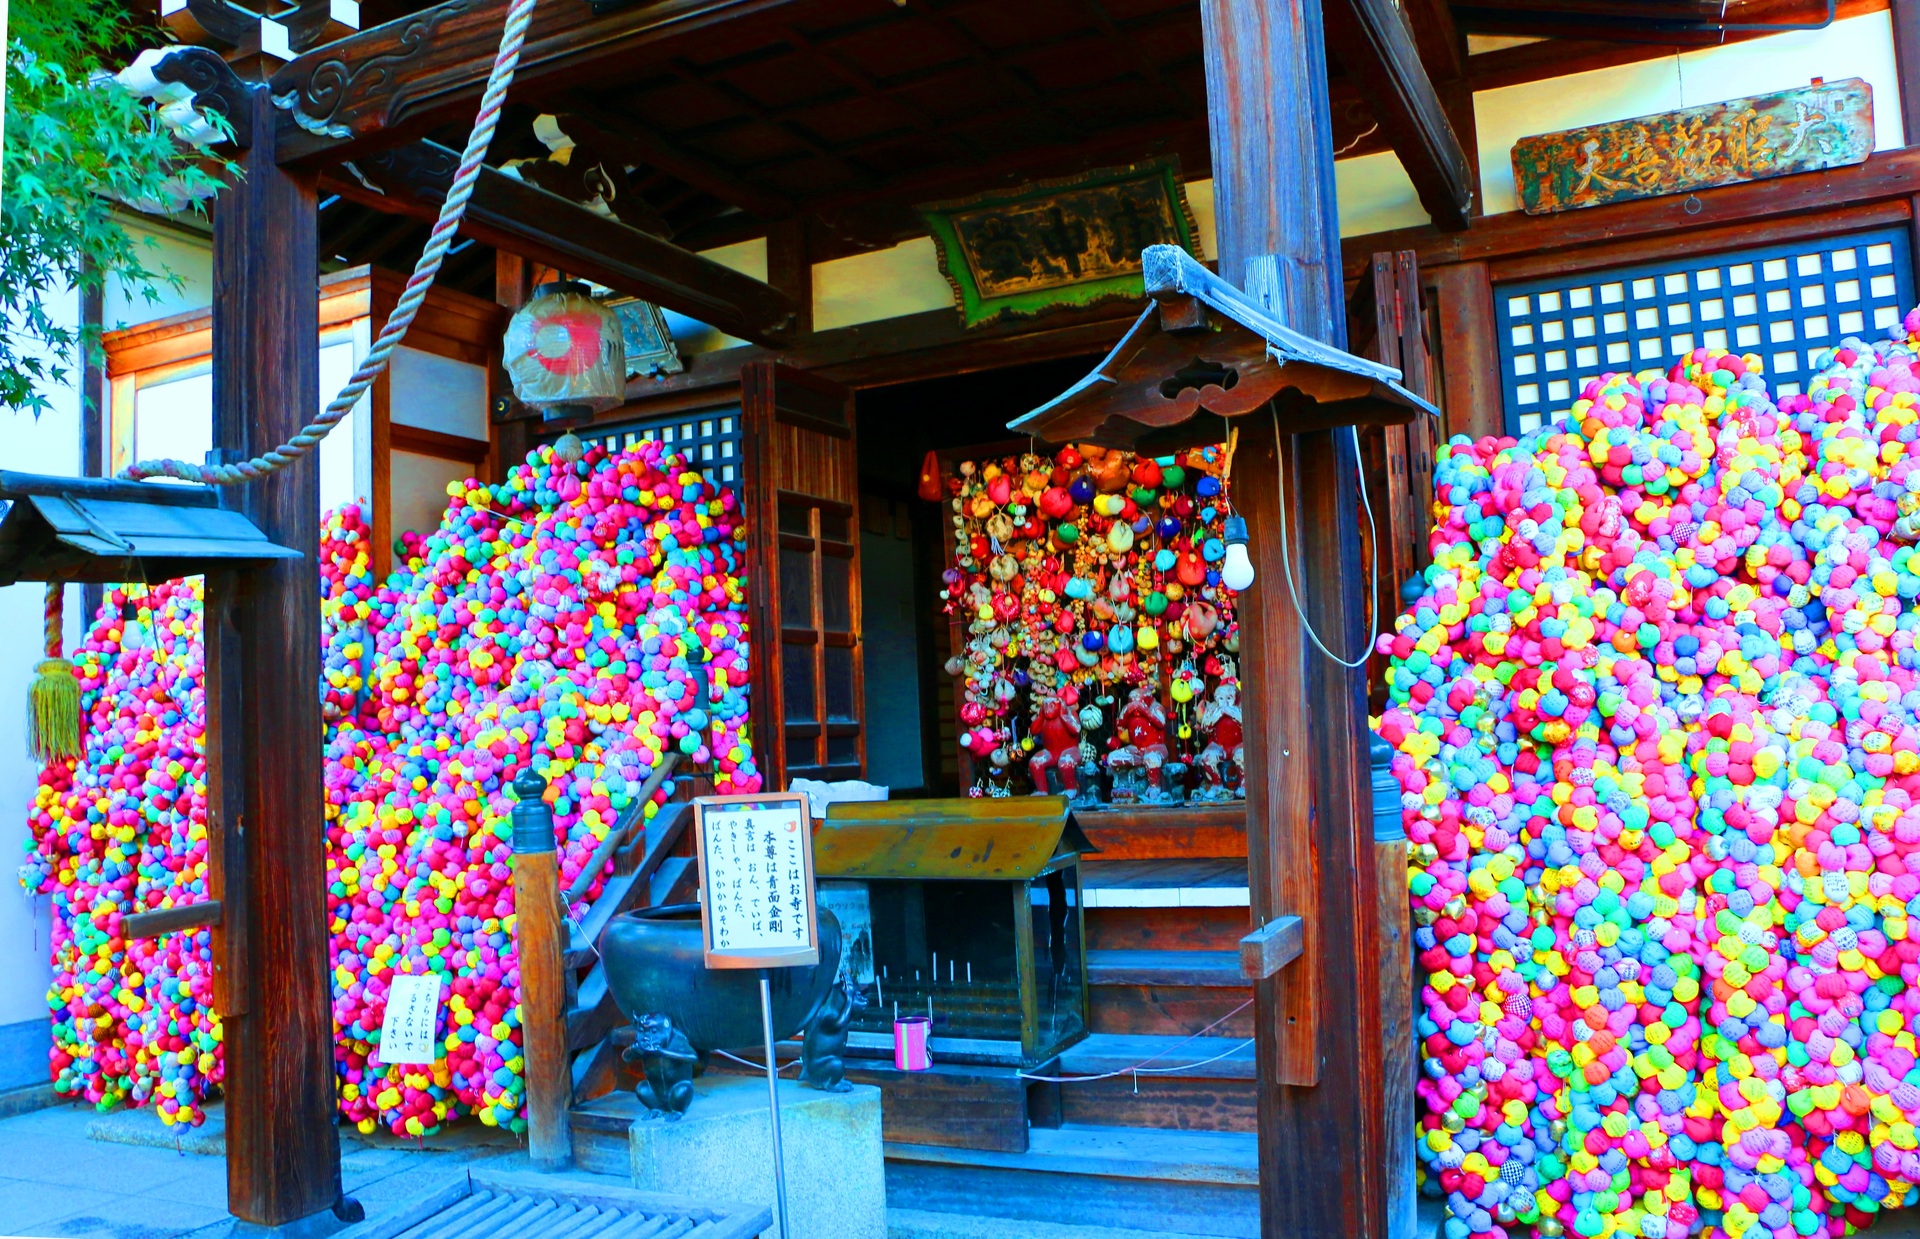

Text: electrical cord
xmin=1271 ymin=408 xmax=1380 ymax=669
xmin=120 ymin=0 xmax=541 ymax=485
xmin=1016 ymin=998 xmax=1254 ymax=1083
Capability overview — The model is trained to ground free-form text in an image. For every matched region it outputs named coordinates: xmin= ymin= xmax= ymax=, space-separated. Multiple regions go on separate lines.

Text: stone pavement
xmin=0 ymin=1099 xmax=522 ymax=1239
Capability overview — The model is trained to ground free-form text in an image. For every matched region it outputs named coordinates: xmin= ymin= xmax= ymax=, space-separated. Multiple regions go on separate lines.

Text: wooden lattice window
xmin=569 ymin=407 xmax=743 ymax=491
xmin=1494 ymin=228 xmax=1915 ymax=437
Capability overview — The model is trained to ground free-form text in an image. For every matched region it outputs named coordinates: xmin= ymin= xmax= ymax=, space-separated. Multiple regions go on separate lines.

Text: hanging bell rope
xmin=27 ymin=583 xmax=81 ymax=762
xmin=119 ymin=0 xmax=541 ymax=486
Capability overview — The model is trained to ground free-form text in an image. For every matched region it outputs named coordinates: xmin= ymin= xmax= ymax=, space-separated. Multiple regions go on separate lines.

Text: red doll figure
xmin=1196 ymin=679 xmax=1245 ymax=800
xmin=1109 ymin=682 xmax=1170 ymax=799
xmin=1028 ymin=697 xmax=1083 ymax=795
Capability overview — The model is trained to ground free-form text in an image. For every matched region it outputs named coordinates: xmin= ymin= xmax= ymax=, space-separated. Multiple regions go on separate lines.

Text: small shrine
xmin=814 ymin=795 xmax=1097 ymax=1067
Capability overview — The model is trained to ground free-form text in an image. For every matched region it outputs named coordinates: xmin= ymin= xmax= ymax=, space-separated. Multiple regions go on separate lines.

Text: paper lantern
xmin=503 ymin=281 xmax=627 ymax=422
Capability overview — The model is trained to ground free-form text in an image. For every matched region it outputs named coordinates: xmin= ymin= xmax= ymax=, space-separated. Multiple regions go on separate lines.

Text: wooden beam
xmin=1454 ymin=0 xmax=1844 ymax=42
xmin=1341 ymin=147 xmax=1920 ymax=279
xmin=268 ymin=0 xmax=801 ymax=166
xmin=765 ymin=217 xmax=813 ymax=338
xmin=551 ymin=93 xmax=791 ymax=220
xmin=1397 ymin=0 xmax=1464 ymax=81
xmin=1323 ymin=0 xmax=1475 ymax=231
xmin=207 ymin=79 xmax=344 ymax=1230
xmin=327 ymin=141 xmax=797 ymax=346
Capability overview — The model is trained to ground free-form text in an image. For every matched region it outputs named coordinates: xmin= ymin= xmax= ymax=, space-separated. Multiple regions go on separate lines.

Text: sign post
xmin=691 ymin=791 xmax=818 ymax=1239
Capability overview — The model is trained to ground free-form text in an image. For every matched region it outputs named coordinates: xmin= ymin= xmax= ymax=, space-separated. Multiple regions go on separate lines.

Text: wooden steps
xmin=885 ymin=1122 xmax=1258 ymax=1239
xmin=1046 ymin=1033 xmax=1255 ymax=1133
xmin=1077 ymin=865 xmax=1254 ymax=1041
xmin=1079 ymin=858 xmax=1250 ymax=908
xmin=1073 ymin=803 xmax=1247 ymax=860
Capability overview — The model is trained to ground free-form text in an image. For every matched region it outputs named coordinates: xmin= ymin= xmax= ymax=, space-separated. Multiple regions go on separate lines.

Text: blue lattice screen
xmin=1493 ymin=228 xmax=1915 ymax=438
xmin=555 ymin=406 xmax=744 ymax=491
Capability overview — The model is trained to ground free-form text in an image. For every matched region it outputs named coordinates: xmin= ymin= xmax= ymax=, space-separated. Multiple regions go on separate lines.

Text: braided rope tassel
xmin=27 ymin=582 xmax=81 ymax=762
xmin=120 ymin=0 xmax=541 ymax=486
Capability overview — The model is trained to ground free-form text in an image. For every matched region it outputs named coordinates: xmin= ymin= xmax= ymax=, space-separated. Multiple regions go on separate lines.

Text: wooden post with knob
xmin=511 ymin=768 xmax=573 ymax=1171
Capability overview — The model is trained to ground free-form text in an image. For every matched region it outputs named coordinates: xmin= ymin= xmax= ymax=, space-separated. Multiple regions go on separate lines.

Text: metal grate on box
xmin=550 ymin=407 xmax=744 ymax=492
xmin=387 ymin=1188 xmax=731 ymax=1239
xmin=1493 ymin=228 xmax=1915 ymax=439
xmin=344 ymin=1169 xmax=771 ymax=1239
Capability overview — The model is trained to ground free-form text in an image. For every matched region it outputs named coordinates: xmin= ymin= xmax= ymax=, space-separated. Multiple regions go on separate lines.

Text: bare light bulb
xmin=1220 ymin=512 xmax=1255 ymax=591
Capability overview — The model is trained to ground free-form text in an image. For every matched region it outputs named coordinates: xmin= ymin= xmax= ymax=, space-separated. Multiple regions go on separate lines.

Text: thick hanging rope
xmin=27 ymin=583 xmax=81 ymax=762
xmin=120 ymin=0 xmax=540 ymax=485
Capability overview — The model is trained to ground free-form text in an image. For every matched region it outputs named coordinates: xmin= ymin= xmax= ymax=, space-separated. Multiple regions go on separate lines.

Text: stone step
xmin=889 ymin=1206 xmax=1227 ymax=1239
xmin=885 ymin=1122 xmax=1258 ymax=1238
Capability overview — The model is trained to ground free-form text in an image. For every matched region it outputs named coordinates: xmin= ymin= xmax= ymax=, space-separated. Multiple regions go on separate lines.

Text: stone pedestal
xmin=628 ymin=1076 xmax=885 ymax=1239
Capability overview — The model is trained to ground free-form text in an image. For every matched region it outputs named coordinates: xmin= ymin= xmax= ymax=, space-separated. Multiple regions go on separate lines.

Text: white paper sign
xmin=695 ymin=794 xmax=816 ymax=968
xmin=377 ymin=973 xmax=444 ymax=1065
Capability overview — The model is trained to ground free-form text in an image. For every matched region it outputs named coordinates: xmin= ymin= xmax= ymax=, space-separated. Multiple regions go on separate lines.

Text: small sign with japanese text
xmin=376 ymin=973 xmax=443 ymax=1065
xmin=692 ymin=793 xmax=818 ymax=970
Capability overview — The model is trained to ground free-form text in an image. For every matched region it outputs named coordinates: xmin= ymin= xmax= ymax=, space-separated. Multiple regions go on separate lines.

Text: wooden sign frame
xmin=691 ymin=791 xmax=820 ymax=970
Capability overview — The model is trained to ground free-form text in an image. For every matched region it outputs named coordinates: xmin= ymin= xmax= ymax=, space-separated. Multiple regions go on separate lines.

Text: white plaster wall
xmin=812 ymin=237 xmax=955 ymax=332
xmin=1474 ymin=10 xmax=1906 ymax=216
xmin=104 ymin=221 xmax=214 ymax=329
xmin=667 ymin=237 xmax=768 ymax=354
xmin=0 ymin=289 xmax=78 ymax=1032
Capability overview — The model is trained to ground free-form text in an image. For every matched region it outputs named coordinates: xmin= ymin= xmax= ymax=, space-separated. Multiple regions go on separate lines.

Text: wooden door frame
xmin=742 ymin=361 xmax=863 ymax=790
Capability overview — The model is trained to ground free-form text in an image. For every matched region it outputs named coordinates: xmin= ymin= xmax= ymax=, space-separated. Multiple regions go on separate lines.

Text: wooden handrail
xmin=563 ymin=752 xmax=681 ymax=907
xmin=124 ymin=900 xmax=223 ymax=940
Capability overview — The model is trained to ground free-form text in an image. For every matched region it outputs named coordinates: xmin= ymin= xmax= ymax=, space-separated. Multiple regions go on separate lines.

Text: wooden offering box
xmin=815 ymin=796 xmax=1097 ymax=1068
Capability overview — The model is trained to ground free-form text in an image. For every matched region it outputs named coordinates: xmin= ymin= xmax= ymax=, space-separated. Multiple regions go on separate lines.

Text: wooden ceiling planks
xmin=272 ymin=0 xmax=1864 ymax=268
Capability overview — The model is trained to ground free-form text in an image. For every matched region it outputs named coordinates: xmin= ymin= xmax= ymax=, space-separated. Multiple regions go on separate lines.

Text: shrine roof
xmin=0 ymin=472 xmax=301 ymax=586
xmin=1008 ymin=244 xmax=1439 ymax=451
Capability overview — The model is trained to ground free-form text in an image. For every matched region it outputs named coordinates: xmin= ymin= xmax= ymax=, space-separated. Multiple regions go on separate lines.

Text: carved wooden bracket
xmin=152 ymin=46 xmax=255 ymax=147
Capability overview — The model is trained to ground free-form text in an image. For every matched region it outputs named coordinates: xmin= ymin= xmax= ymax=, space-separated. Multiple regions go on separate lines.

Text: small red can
xmin=893 ymin=1016 xmax=933 ymax=1071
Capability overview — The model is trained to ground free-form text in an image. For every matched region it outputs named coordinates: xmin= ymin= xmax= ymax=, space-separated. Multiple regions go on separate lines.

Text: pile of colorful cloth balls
xmin=18 ymin=437 xmax=757 ymax=1135
xmin=1381 ymin=307 xmax=1920 ymax=1239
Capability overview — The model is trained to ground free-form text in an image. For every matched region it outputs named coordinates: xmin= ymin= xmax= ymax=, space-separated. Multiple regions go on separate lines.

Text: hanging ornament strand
xmin=120 ymin=0 xmax=540 ymax=485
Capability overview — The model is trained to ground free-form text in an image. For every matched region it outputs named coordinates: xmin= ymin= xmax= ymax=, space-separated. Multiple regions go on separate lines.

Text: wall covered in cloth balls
xmin=17 ymin=438 xmax=755 ymax=1134
xmin=1379 ymin=308 xmax=1920 ymax=1238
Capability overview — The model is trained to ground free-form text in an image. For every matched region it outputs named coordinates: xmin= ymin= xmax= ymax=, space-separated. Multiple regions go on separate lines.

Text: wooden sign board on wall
xmin=918 ymin=159 xmax=1200 ymax=328
xmin=1512 ymin=78 xmax=1874 ymax=215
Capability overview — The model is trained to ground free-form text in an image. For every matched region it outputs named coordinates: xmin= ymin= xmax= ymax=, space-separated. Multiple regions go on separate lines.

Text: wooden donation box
xmin=814 ymin=796 xmax=1097 ymax=1067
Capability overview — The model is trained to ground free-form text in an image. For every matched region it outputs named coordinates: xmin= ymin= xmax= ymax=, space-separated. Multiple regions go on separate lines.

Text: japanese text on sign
xmin=376 ymin=973 xmax=443 ymax=1065
xmin=695 ymin=795 xmax=816 ymax=967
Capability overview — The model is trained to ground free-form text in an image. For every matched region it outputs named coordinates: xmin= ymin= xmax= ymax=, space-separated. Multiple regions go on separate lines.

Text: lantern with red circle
xmin=503 ymin=280 xmax=626 ymax=424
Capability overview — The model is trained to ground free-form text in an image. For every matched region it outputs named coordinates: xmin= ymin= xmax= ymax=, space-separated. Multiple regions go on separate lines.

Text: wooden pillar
xmin=765 ymin=219 xmax=812 ymax=339
xmin=510 ymin=769 xmax=573 ymax=1171
xmin=1200 ymin=1 xmax=1387 ymax=1235
xmin=80 ymin=257 xmax=106 ymax=622
xmin=490 ymin=251 xmax=535 ymax=490
xmin=206 ymin=81 xmax=343 ymax=1231
xmin=1894 ymin=0 xmax=1920 ymax=146
xmin=1431 ymin=261 xmax=1503 ymax=442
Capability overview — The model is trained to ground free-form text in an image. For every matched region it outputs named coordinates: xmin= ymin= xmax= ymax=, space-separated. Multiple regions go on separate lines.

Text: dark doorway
xmin=853 ymin=354 xmax=1102 ymax=798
